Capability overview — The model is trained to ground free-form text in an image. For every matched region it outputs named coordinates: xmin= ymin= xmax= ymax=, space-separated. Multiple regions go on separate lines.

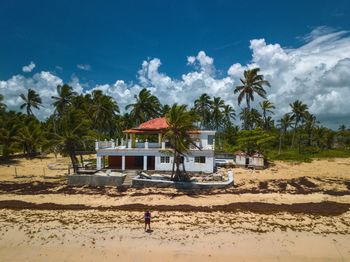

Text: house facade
xmin=234 ymin=150 xmax=265 ymax=169
xmin=95 ymin=118 xmax=216 ymax=173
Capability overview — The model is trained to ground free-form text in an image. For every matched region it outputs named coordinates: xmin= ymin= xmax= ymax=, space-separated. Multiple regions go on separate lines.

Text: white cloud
xmin=1 ymin=27 xmax=350 ymax=128
xmin=77 ymin=64 xmax=91 ymax=71
xmin=22 ymin=61 xmax=36 ymax=73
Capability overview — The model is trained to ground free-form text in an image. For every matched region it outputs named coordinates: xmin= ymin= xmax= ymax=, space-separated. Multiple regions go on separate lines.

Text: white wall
xmin=155 ymin=155 xmax=214 ymax=173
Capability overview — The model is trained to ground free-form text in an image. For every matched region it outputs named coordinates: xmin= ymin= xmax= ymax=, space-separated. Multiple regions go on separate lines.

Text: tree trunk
xmin=291 ymin=120 xmax=298 ymax=148
xmin=171 ymin=151 xmax=176 ymax=179
xmin=278 ymin=130 xmax=283 ymax=155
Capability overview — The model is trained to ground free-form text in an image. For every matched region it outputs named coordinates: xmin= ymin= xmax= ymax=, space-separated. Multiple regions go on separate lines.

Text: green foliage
xmin=1 ymin=66 xmax=350 ymax=167
xmin=125 ymin=88 xmax=161 ymax=126
xmin=163 ymin=104 xmax=199 ymax=181
xmin=235 ymin=129 xmax=276 ymax=154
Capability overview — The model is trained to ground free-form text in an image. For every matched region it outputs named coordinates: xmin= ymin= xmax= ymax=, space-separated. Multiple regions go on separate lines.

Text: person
xmin=144 ymin=210 xmax=151 ymax=231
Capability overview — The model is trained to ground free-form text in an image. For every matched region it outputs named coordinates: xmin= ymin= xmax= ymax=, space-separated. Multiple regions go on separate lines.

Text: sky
xmin=1 ymin=0 xmax=350 ymax=128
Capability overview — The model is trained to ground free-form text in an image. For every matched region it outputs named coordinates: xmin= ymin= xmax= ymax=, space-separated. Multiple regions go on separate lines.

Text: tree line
xmin=1 ymin=67 xmax=349 ymax=172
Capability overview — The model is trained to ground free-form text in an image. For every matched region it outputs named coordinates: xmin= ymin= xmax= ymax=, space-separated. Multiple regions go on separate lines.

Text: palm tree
xmin=163 ymin=104 xmax=199 ymax=181
xmin=222 ymin=104 xmax=236 ymax=128
xmin=51 ymin=109 xmax=95 ymax=172
xmin=277 ymin=113 xmax=294 ymax=154
xmin=90 ymin=90 xmax=120 ymax=137
xmin=0 ymin=94 xmax=6 ymax=112
xmin=51 ymin=84 xmax=77 ymax=115
xmin=234 ymin=68 xmax=270 ymax=130
xmin=15 ymin=118 xmax=44 ymax=158
xmin=194 ymin=93 xmax=212 ymax=128
xmin=290 ymin=100 xmax=308 ymax=147
xmin=239 ymin=108 xmax=262 ymax=130
xmin=20 ymin=89 xmax=42 ymax=116
xmin=161 ymin=104 xmax=171 ymax=116
xmin=303 ymin=112 xmax=317 ymax=146
xmin=125 ymin=88 xmax=161 ymax=126
xmin=210 ymin=97 xmax=225 ymax=130
xmin=259 ymin=100 xmax=275 ymax=130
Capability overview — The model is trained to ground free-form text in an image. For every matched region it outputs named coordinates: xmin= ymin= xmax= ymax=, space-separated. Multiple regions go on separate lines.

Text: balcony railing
xmin=95 ymin=139 xmax=215 ymax=150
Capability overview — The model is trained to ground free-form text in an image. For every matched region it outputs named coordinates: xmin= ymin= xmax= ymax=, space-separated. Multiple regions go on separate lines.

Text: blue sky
xmin=1 ymin=0 xmax=350 ymax=128
xmin=1 ymin=0 xmax=349 ymax=84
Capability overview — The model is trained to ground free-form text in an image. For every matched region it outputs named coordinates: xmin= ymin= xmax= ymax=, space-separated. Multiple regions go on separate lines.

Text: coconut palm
xmin=194 ymin=93 xmax=212 ymax=128
xmin=259 ymin=100 xmax=275 ymax=130
xmin=15 ymin=118 xmax=44 ymax=158
xmin=210 ymin=97 xmax=225 ymax=130
xmin=234 ymin=68 xmax=270 ymax=129
xmin=222 ymin=104 xmax=236 ymax=128
xmin=125 ymin=88 xmax=161 ymax=126
xmin=277 ymin=113 xmax=295 ymax=154
xmin=20 ymin=89 xmax=42 ymax=116
xmin=161 ymin=104 xmax=171 ymax=116
xmin=163 ymin=104 xmax=199 ymax=181
xmin=303 ymin=112 xmax=317 ymax=146
xmin=51 ymin=84 xmax=77 ymax=115
xmin=290 ymin=100 xmax=308 ymax=147
xmin=0 ymin=94 xmax=6 ymax=112
xmin=239 ymin=108 xmax=262 ymax=130
xmin=51 ymin=109 xmax=96 ymax=172
xmin=90 ymin=90 xmax=119 ymax=137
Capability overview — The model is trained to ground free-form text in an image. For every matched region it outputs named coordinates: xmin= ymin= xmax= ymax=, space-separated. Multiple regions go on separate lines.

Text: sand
xmin=0 ymin=155 xmax=350 ymax=261
xmin=0 ymin=209 xmax=349 ymax=261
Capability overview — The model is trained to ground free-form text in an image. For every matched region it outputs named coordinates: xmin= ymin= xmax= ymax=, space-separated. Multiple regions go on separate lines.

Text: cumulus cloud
xmin=1 ymin=27 xmax=350 ymax=128
xmin=77 ymin=64 xmax=91 ymax=71
xmin=22 ymin=61 xmax=36 ymax=73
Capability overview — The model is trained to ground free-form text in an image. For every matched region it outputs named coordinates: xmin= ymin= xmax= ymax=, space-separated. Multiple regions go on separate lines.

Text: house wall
xmin=155 ymin=154 xmax=214 ymax=173
xmin=251 ymin=157 xmax=264 ymax=168
xmin=235 ymin=155 xmax=246 ymax=166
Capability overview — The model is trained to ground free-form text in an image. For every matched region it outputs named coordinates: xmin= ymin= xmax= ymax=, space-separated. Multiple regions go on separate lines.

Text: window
xmin=160 ymin=156 xmax=170 ymax=163
xmin=208 ymin=135 xmax=214 ymax=145
xmin=194 ymin=156 xmax=206 ymax=163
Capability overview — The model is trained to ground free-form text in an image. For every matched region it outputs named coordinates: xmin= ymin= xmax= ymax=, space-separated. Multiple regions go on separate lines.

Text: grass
xmin=267 ymin=148 xmax=350 ymax=163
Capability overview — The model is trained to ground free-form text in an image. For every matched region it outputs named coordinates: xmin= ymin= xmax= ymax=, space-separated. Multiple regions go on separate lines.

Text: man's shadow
xmin=146 ymin=229 xmax=154 ymax=233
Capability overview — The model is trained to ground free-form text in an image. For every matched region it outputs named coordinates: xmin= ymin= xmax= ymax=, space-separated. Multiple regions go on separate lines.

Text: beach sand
xmin=0 ymin=155 xmax=349 ymax=261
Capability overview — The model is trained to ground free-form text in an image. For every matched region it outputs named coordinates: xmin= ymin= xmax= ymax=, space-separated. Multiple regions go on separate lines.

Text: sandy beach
xmin=0 ymin=155 xmax=349 ymax=261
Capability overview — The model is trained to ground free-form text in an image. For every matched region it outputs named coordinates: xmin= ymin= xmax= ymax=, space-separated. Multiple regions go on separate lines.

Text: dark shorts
xmin=145 ymin=218 xmax=150 ymax=224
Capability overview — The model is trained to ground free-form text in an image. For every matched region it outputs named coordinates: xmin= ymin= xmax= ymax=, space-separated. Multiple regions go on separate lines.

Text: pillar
xmin=143 ymin=156 xmax=147 ymax=170
xmin=145 ymin=139 xmax=149 ymax=149
xmin=96 ymin=156 xmax=102 ymax=170
xmin=158 ymin=133 xmax=162 ymax=145
xmin=111 ymin=139 xmax=115 ymax=148
xmin=122 ymin=155 xmax=125 ymax=171
xmin=95 ymin=140 xmax=99 ymax=150
xmin=161 ymin=141 xmax=165 ymax=149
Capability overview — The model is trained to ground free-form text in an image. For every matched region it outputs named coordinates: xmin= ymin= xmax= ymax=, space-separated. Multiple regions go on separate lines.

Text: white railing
xmin=96 ymin=139 xmax=215 ymax=150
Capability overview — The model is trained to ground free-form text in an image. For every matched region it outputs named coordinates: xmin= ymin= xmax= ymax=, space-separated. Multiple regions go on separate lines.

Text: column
xmin=158 ymin=133 xmax=162 ymax=145
xmin=122 ymin=155 xmax=125 ymax=171
xmin=95 ymin=140 xmax=99 ymax=150
xmin=111 ymin=139 xmax=115 ymax=148
xmin=161 ymin=141 xmax=165 ymax=149
xmin=96 ymin=156 xmax=102 ymax=170
xmin=143 ymin=156 xmax=147 ymax=170
xmin=145 ymin=139 xmax=149 ymax=149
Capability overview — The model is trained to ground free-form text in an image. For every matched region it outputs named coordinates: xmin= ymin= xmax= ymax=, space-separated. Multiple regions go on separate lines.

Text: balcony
xmin=95 ymin=139 xmax=215 ymax=151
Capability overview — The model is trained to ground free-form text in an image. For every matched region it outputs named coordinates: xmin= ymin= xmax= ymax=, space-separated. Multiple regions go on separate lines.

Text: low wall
xmin=132 ymin=172 xmax=233 ymax=190
xmin=68 ymin=174 xmax=126 ymax=186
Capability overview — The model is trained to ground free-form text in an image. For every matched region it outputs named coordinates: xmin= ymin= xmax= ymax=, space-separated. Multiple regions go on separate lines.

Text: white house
xmin=95 ymin=117 xmax=216 ymax=173
xmin=233 ymin=150 xmax=265 ymax=169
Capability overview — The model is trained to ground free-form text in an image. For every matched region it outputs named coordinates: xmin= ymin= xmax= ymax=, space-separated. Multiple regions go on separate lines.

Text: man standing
xmin=144 ymin=210 xmax=151 ymax=232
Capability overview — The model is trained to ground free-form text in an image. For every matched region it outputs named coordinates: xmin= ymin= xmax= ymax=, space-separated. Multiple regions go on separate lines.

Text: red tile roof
xmin=138 ymin=117 xmax=168 ymax=130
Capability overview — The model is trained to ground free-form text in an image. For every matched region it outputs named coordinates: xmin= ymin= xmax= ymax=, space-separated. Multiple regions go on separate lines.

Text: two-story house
xmin=95 ymin=117 xmax=216 ymax=173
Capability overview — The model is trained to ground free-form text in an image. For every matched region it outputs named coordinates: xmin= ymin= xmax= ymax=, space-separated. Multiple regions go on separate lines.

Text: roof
xmin=138 ymin=117 xmax=168 ymax=130
xmin=123 ymin=117 xmax=169 ymax=134
xmin=234 ymin=150 xmax=264 ymax=158
xmin=123 ymin=117 xmax=215 ymax=134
